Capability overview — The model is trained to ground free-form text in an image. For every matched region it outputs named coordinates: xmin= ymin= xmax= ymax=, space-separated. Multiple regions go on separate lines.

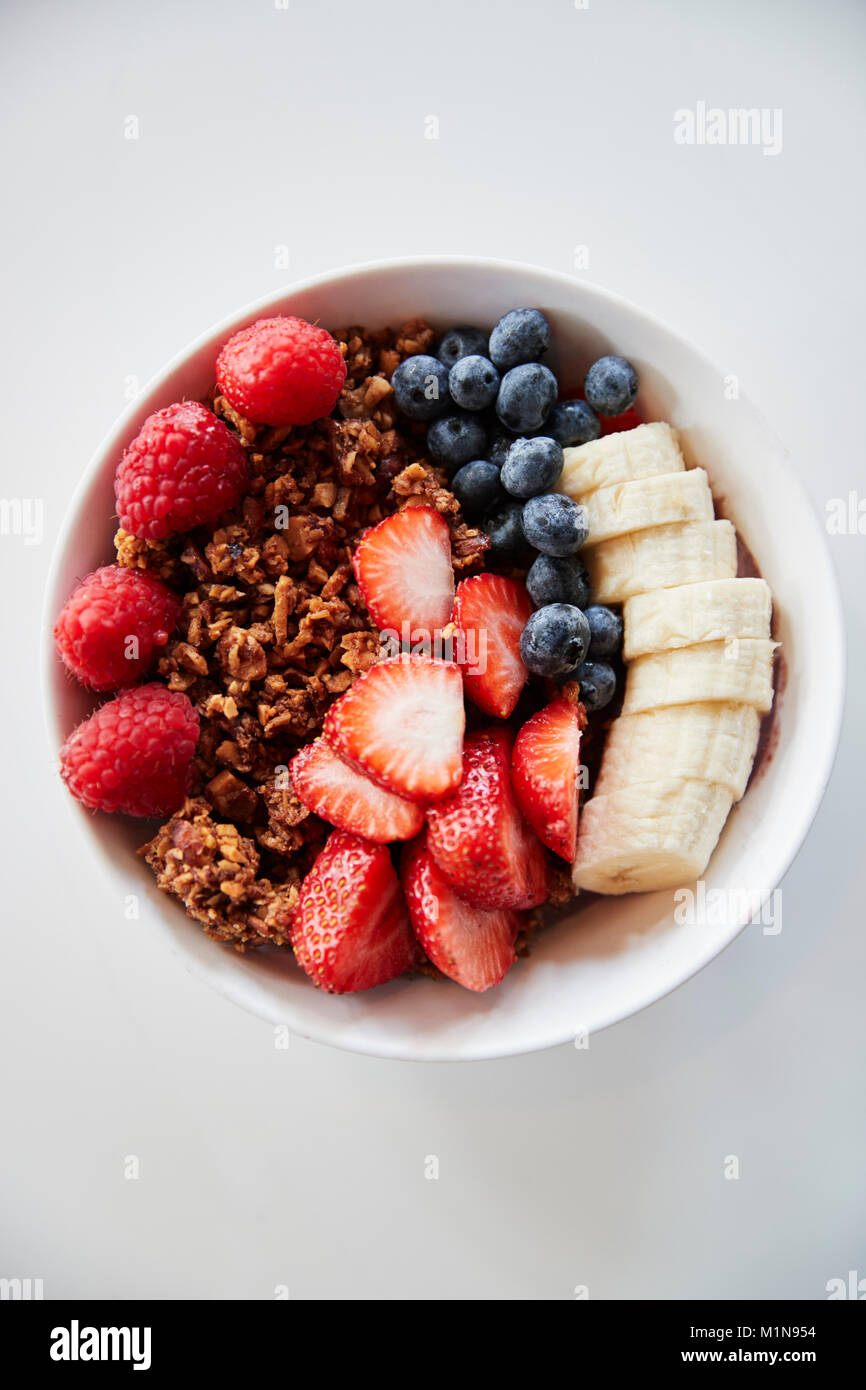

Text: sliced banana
xmin=587 ymin=520 xmax=737 ymax=604
xmin=581 ymin=468 xmax=713 ymax=549
xmin=594 ymin=702 xmax=761 ymax=802
xmin=623 ymin=578 xmax=773 ymax=660
xmin=622 ymin=638 xmax=778 ymax=715
xmin=559 ymin=421 xmax=684 ymax=499
xmin=572 ymin=777 xmax=734 ymax=895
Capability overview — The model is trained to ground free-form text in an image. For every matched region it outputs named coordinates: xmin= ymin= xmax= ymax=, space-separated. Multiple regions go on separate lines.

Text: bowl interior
xmin=44 ymin=259 xmax=844 ymax=1060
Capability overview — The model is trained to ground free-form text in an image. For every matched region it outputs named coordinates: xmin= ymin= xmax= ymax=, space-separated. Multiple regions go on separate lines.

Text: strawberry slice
xmin=600 ymin=404 xmax=643 ymax=436
xmin=402 ymin=833 xmax=521 ymax=992
xmin=290 ymin=738 xmax=424 ymax=843
xmin=452 ymin=573 xmax=533 ymax=719
xmin=292 ymin=830 xmax=420 ymax=993
xmin=352 ymin=505 xmax=455 ymax=636
xmin=323 ymin=654 xmax=465 ymax=802
xmin=512 ymin=697 xmax=582 ymax=862
xmin=426 ymin=726 xmax=551 ymax=910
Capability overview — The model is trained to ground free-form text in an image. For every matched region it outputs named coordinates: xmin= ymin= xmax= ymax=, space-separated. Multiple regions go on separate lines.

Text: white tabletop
xmin=2 ymin=0 xmax=864 ymax=1299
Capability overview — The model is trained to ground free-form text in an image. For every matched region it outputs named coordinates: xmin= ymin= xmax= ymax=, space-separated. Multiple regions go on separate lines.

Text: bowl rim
xmin=41 ymin=255 xmax=847 ymax=1060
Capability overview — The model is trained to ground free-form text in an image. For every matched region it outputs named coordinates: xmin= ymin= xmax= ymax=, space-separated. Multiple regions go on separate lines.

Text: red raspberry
xmin=54 ymin=565 xmax=181 ymax=691
xmin=60 ymin=684 xmax=199 ymax=817
xmin=115 ymin=401 xmax=249 ymax=540
xmin=215 ymin=315 xmax=346 ymax=427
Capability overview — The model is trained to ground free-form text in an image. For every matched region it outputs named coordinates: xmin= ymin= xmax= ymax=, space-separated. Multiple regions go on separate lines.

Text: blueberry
xmin=584 ymin=604 xmax=623 ymax=659
xmin=437 ymin=325 xmax=490 ymax=370
xmin=486 ymin=425 xmax=517 ymax=467
xmin=390 ymin=354 xmax=451 ymax=421
xmin=427 ymin=413 xmax=487 ymax=469
xmin=519 ymin=603 xmax=590 ymax=678
xmin=483 ymin=500 xmax=531 ymax=564
xmin=546 ymin=399 xmax=601 ymax=447
xmin=522 ymin=493 xmax=589 ymax=556
xmin=452 ymin=460 xmax=504 ymax=519
xmin=584 ymin=355 xmax=639 ymax=417
xmin=489 ymin=309 xmax=551 ymax=369
xmin=501 ymin=436 xmax=564 ymax=499
xmin=496 ymin=363 xmax=558 ymax=433
xmin=448 ymin=355 xmax=500 ymax=412
xmin=571 ymin=659 xmax=617 ymax=711
xmin=526 ymin=553 xmax=591 ymax=609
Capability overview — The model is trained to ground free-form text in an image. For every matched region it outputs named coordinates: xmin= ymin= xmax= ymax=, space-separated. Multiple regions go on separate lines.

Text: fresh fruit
xmin=584 ymin=604 xmax=623 ymax=659
xmin=60 ymin=684 xmax=198 ymax=816
xmin=427 ymin=412 xmax=487 ymax=468
xmin=512 ymin=697 xmax=582 ymax=861
xmin=451 ymin=459 xmax=504 ymax=519
xmin=390 ymin=354 xmax=451 ymax=421
xmin=351 ymin=506 xmax=454 ymax=635
xmin=215 ymin=315 xmax=346 ymax=427
xmin=622 ymin=639 xmax=778 ymax=715
xmin=595 ymin=703 xmax=761 ymax=803
xmin=426 ymin=727 xmax=550 ymax=910
xmin=488 ymin=309 xmax=550 ymax=369
xmin=521 ymin=493 xmax=589 ymax=556
xmin=54 ymin=565 xmax=180 ymax=691
xmin=290 ymin=739 xmax=424 ymax=843
xmin=453 ymin=572 xmax=533 ymax=719
xmin=600 ymin=405 xmax=643 ymax=436
xmin=572 ymin=777 xmax=733 ymax=895
xmin=486 ymin=425 xmax=517 ymax=467
xmin=621 ymin=577 xmax=772 ymax=661
xmin=292 ymin=831 xmax=419 ymax=993
xmin=546 ymin=399 xmax=601 ymax=447
xmin=586 ymin=520 xmax=737 ymax=605
xmin=519 ymin=602 xmax=591 ymax=677
xmin=402 ymin=834 xmax=521 ymax=992
xmin=483 ymin=499 xmax=532 ymax=564
xmin=447 ymin=355 xmax=500 ymax=411
xmin=437 ymin=325 xmax=489 ymax=370
xmin=496 ymin=362 xmax=558 ymax=433
xmin=584 ymin=355 xmax=639 ymax=417
xmin=572 ymin=659 xmax=617 ymax=711
xmin=501 ymin=437 xmax=564 ymax=499
xmin=115 ymin=402 xmax=249 ymax=541
xmin=526 ymin=552 xmax=591 ymax=610
xmin=580 ymin=469 xmax=714 ymax=549
xmin=323 ymin=654 xmax=465 ymax=801
xmin=558 ymin=421 xmax=683 ymax=498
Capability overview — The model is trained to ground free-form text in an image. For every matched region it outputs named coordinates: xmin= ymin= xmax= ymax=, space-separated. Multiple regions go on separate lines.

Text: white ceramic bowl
xmin=43 ymin=257 xmax=844 ymax=1061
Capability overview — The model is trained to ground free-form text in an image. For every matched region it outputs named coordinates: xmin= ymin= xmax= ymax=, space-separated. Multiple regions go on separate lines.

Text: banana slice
xmin=594 ymin=702 xmax=761 ymax=802
xmin=587 ymin=520 xmax=737 ymax=604
xmin=572 ymin=777 xmax=734 ymax=894
xmin=581 ymin=469 xmax=713 ymax=548
xmin=559 ymin=421 xmax=684 ymax=499
xmin=623 ymin=578 xmax=773 ymax=660
xmin=622 ymin=638 xmax=777 ymax=715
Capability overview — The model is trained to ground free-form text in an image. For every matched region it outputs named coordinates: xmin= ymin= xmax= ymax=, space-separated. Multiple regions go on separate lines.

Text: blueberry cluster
xmin=391 ymin=311 xmax=638 ymax=710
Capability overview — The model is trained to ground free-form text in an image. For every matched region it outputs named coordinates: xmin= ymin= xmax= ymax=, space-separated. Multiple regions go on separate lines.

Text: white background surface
xmin=2 ymin=0 xmax=864 ymax=1300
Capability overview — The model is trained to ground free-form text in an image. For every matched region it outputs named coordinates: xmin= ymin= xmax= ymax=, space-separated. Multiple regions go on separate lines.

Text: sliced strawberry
xmin=352 ymin=505 xmax=455 ymax=636
xmin=323 ymin=654 xmax=465 ymax=802
xmin=402 ymin=834 xmax=521 ymax=992
xmin=452 ymin=573 xmax=533 ymax=719
xmin=426 ymin=726 xmax=551 ymax=910
xmin=290 ymin=738 xmax=424 ymax=843
xmin=600 ymin=404 xmax=643 ymax=435
xmin=512 ymin=697 xmax=582 ymax=862
xmin=292 ymin=830 xmax=420 ymax=993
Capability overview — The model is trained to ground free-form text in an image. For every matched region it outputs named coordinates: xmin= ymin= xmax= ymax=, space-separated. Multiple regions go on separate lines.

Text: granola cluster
xmin=132 ymin=319 xmax=489 ymax=950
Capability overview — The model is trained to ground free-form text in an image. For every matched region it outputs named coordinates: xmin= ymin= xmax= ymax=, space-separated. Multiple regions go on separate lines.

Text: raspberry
xmin=54 ymin=565 xmax=181 ymax=691
xmin=60 ymin=684 xmax=199 ymax=817
xmin=115 ymin=401 xmax=249 ymax=540
xmin=215 ymin=315 xmax=346 ymax=427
